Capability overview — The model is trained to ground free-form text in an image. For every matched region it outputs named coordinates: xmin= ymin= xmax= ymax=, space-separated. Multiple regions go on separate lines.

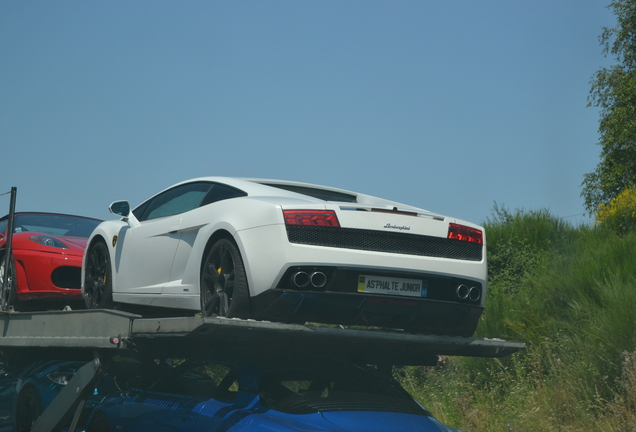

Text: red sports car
xmin=0 ymin=212 xmax=101 ymax=310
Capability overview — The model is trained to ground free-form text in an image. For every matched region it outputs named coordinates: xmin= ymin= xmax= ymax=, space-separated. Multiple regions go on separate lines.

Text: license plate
xmin=357 ymin=275 xmax=428 ymax=298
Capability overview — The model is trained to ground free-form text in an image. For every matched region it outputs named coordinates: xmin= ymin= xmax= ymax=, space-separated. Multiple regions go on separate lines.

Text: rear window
xmin=258 ymin=368 xmax=428 ymax=415
xmin=261 ymin=183 xmax=357 ymax=203
xmin=259 ymin=183 xmax=357 ymax=203
xmin=150 ymin=362 xmax=238 ymax=400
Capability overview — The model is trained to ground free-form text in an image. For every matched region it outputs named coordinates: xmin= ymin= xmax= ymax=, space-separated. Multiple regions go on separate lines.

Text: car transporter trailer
xmin=0 ymin=309 xmax=525 ymax=432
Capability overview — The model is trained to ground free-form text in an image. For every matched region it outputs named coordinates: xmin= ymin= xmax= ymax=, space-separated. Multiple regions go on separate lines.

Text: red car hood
xmin=58 ymin=236 xmax=89 ymax=249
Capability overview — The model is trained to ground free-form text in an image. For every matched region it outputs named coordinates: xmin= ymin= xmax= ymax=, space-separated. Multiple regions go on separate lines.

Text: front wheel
xmin=0 ymin=253 xmax=19 ymax=311
xmin=200 ymin=239 xmax=250 ymax=318
xmin=84 ymin=241 xmax=114 ymax=309
xmin=16 ymin=386 xmax=42 ymax=432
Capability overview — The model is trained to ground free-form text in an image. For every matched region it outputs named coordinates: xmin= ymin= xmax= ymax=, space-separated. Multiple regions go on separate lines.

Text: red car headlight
xmin=29 ymin=235 xmax=68 ymax=249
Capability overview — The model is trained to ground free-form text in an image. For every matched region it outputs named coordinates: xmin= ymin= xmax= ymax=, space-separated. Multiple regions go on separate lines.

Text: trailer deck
xmin=0 ymin=309 xmax=524 ymax=363
xmin=0 ymin=309 xmax=525 ymax=432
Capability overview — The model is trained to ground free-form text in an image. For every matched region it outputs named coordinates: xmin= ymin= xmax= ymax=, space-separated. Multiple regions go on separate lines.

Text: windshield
xmin=0 ymin=214 xmax=101 ymax=238
xmin=258 ymin=368 xmax=429 ymax=416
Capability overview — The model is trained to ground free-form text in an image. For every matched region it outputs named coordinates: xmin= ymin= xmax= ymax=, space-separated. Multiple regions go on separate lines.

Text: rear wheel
xmin=200 ymin=239 xmax=250 ymax=318
xmin=16 ymin=386 xmax=42 ymax=432
xmin=84 ymin=241 xmax=114 ymax=309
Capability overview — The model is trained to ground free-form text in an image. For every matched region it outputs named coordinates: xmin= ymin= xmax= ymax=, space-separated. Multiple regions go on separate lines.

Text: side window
xmin=137 ymin=182 xmax=213 ymax=222
xmin=200 ymin=183 xmax=247 ymax=207
xmin=132 ymin=201 xmax=150 ymax=221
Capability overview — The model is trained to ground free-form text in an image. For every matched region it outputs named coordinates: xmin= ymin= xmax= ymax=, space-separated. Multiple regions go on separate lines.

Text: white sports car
xmin=81 ymin=177 xmax=486 ymax=336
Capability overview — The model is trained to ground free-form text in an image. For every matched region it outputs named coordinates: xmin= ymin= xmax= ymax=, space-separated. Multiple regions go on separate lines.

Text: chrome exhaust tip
xmin=456 ymin=284 xmax=469 ymax=300
xmin=292 ymin=271 xmax=310 ymax=288
xmin=310 ymin=272 xmax=327 ymax=288
xmin=469 ymin=286 xmax=481 ymax=301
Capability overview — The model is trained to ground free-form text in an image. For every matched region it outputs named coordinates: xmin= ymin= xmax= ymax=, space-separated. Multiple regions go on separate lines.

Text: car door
xmin=115 ymin=182 xmax=213 ymax=294
xmin=162 ymin=183 xmax=247 ymax=296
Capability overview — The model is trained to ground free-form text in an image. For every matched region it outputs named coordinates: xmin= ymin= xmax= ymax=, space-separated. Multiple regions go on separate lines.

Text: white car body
xmin=82 ymin=177 xmax=486 ymax=336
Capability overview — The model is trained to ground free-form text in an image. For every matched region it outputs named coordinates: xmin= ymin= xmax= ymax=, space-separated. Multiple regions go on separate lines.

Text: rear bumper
xmin=251 ymin=289 xmax=483 ymax=337
xmin=236 ymin=224 xmax=488 ymax=303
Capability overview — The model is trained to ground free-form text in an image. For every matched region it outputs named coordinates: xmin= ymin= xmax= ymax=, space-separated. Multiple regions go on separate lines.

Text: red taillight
xmin=448 ymin=223 xmax=483 ymax=244
xmin=283 ymin=210 xmax=340 ymax=227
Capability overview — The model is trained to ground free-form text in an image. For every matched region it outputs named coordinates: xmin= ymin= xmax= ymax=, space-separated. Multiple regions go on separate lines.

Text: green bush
xmin=396 ymin=207 xmax=636 ymax=432
xmin=596 ymin=186 xmax=636 ymax=236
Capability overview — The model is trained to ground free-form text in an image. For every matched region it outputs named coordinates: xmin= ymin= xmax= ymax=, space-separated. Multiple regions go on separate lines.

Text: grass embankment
xmin=395 ymin=207 xmax=636 ymax=431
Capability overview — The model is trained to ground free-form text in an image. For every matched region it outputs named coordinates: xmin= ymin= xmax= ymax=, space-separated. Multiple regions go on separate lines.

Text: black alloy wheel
xmin=16 ymin=386 xmax=42 ymax=432
xmin=0 ymin=253 xmax=19 ymax=311
xmin=84 ymin=241 xmax=114 ymax=309
xmin=200 ymin=238 xmax=250 ymax=318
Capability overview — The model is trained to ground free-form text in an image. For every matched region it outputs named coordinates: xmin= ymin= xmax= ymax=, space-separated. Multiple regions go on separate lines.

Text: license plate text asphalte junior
xmin=357 ymin=275 xmax=428 ymax=298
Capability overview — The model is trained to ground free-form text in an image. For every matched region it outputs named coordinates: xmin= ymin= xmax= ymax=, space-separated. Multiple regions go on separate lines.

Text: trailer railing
xmin=0 ymin=187 xmax=17 ymax=311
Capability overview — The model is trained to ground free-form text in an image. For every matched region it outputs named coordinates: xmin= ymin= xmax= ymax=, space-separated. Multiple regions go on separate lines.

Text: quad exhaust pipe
xmin=456 ymin=284 xmax=481 ymax=302
xmin=291 ymin=271 xmax=327 ymax=288
xmin=291 ymin=271 xmax=310 ymax=288
xmin=310 ymin=271 xmax=327 ymax=288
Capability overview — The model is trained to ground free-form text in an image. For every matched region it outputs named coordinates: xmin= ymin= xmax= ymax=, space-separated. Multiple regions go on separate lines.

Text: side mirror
xmin=109 ymin=201 xmax=140 ymax=228
xmin=109 ymin=201 xmax=131 ymax=217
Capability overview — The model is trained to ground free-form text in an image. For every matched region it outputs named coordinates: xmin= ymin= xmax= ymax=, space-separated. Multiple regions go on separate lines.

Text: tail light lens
xmin=283 ymin=210 xmax=340 ymax=227
xmin=448 ymin=223 xmax=483 ymax=244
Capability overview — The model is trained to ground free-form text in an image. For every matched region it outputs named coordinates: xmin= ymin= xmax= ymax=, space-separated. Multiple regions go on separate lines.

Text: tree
xmin=583 ymin=0 xmax=636 ymax=214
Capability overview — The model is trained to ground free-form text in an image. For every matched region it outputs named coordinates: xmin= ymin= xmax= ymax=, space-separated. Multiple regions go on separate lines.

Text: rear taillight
xmin=448 ymin=223 xmax=483 ymax=244
xmin=283 ymin=210 xmax=340 ymax=227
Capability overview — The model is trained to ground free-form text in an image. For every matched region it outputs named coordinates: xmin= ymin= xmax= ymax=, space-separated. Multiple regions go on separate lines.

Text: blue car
xmin=85 ymin=359 xmax=464 ymax=432
xmin=0 ymin=358 xmax=120 ymax=432
xmin=0 ymin=359 xmax=85 ymax=431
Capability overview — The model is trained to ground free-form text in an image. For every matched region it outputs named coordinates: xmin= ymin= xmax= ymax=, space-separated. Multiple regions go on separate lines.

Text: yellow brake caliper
xmin=216 ymin=267 xmax=222 ymax=291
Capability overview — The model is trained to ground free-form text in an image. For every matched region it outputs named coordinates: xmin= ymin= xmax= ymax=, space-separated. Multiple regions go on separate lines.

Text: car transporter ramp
xmin=0 ymin=309 xmax=525 ymax=432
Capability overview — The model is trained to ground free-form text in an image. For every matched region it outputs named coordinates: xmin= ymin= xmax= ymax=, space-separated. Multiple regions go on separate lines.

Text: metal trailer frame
xmin=0 ymin=309 xmax=525 ymax=432
xmin=0 ymin=187 xmax=17 ymax=311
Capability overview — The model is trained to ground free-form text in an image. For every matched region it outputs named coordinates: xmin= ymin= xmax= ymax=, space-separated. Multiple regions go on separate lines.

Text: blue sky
xmin=1 ymin=1 xmax=615 ymax=226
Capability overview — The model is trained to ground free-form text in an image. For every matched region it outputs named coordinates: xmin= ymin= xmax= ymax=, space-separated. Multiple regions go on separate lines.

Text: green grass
xmin=395 ymin=208 xmax=636 ymax=432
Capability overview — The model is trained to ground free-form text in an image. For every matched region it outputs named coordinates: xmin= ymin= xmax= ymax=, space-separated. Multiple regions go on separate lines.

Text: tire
xmin=83 ymin=241 xmax=114 ymax=309
xmin=15 ymin=386 xmax=42 ymax=432
xmin=0 ymin=253 xmax=20 ymax=311
xmin=86 ymin=412 xmax=112 ymax=432
xmin=200 ymin=238 xmax=250 ymax=318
